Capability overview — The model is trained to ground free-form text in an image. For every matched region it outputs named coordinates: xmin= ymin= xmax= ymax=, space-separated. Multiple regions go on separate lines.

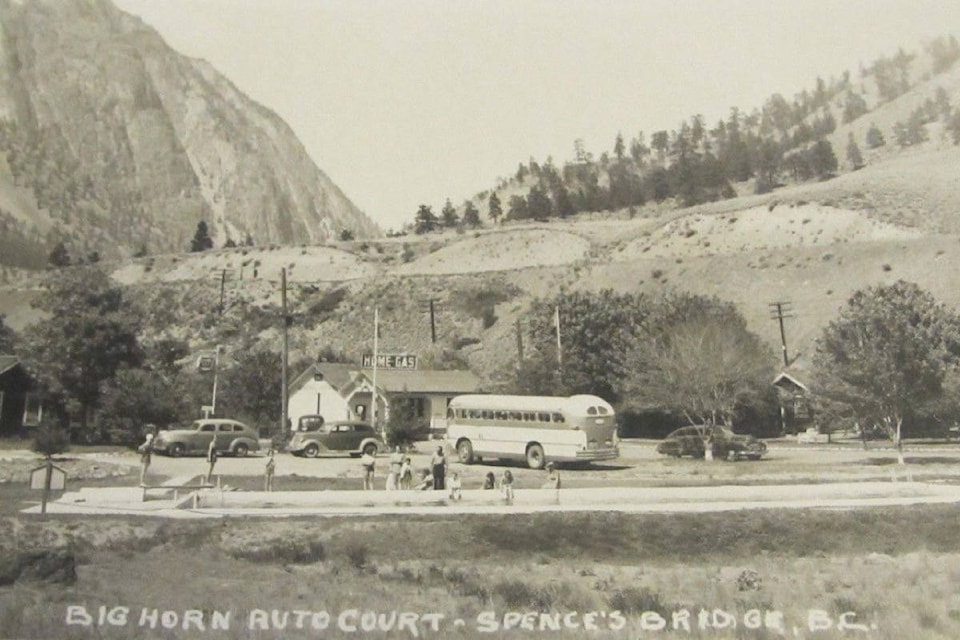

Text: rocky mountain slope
xmin=0 ymin=0 xmax=378 ymax=269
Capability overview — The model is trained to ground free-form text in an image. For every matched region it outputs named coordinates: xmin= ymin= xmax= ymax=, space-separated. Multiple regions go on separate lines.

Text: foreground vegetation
xmin=1 ymin=506 xmax=959 ymax=638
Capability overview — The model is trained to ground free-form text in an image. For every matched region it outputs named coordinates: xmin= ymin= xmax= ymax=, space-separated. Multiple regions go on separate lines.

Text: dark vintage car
xmin=286 ymin=420 xmax=384 ymax=458
xmin=151 ymin=419 xmax=261 ymax=457
xmin=656 ymin=426 xmax=767 ymax=460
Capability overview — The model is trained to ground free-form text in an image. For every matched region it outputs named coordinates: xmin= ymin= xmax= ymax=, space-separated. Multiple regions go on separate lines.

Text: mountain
xmin=0 ymin=0 xmax=378 ymax=269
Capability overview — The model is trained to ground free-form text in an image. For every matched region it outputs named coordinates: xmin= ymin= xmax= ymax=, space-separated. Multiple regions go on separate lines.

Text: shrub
xmin=344 ymin=542 xmax=369 ymax=570
xmin=230 ymin=539 xmax=325 ymax=564
xmin=607 ymin=587 xmax=669 ymax=615
xmin=32 ymin=424 xmax=70 ymax=457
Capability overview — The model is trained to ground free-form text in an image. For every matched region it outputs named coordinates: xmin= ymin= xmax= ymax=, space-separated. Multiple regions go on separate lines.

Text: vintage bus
xmin=445 ymin=394 xmax=619 ymax=469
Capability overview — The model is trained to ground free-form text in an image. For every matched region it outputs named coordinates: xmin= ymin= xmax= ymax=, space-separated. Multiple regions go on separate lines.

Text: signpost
xmin=29 ymin=459 xmax=66 ymax=516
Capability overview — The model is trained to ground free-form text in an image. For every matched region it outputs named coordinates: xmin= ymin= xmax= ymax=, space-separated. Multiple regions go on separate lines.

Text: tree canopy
xmin=813 ymin=281 xmax=960 ymax=458
xmin=24 ymin=266 xmax=143 ymax=431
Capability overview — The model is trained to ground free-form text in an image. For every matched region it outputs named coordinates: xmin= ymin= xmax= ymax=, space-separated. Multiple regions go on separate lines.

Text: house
xmin=287 ymin=362 xmax=483 ymax=433
xmin=772 ymin=369 xmax=814 ymax=434
xmin=0 ymin=356 xmax=44 ymax=436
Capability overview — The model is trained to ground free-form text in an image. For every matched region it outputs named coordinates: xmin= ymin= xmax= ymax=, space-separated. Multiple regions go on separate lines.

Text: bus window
xmin=597 ymin=406 xmax=609 ymax=415
xmin=508 ymin=411 xmax=522 ymax=421
xmin=447 ymin=407 xmax=455 ymax=419
xmin=495 ymin=410 xmax=508 ymax=420
xmin=481 ymin=410 xmax=493 ymax=420
xmin=552 ymin=413 xmax=565 ymax=423
xmin=587 ymin=406 xmax=598 ymax=415
xmin=537 ymin=412 xmax=550 ymax=422
xmin=523 ymin=412 xmax=535 ymax=421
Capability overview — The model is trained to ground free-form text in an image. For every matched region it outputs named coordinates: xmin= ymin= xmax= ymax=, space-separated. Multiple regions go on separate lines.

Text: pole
xmin=515 ymin=318 xmax=524 ymax=362
xmin=769 ymin=301 xmax=794 ymax=368
xmin=372 ymin=306 xmax=379 ymax=434
xmin=211 ymin=345 xmax=221 ymax=416
xmin=555 ymin=305 xmax=562 ymax=367
xmin=41 ymin=457 xmax=52 ymax=517
xmin=218 ymin=269 xmax=226 ymax=315
xmin=281 ymin=268 xmax=289 ymax=439
xmin=429 ymin=299 xmax=436 ymax=344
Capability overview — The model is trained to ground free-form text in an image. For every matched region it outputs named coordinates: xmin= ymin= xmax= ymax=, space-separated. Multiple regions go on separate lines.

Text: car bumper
xmin=572 ymin=446 xmax=619 ymax=461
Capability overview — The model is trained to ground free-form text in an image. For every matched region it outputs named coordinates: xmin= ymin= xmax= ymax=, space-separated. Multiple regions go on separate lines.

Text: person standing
xmin=361 ymin=450 xmax=376 ymax=490
xmin=448 ymin=471 xmax=462 ymax=501
xmin=206 ymin=437 xmax=218 ymax=484
xmin=431 ymin=445 xmax=447 ymax=490
xmin=542 ymin=462 xmax=561 ymax=504
xmin=400 ymin=457 xmax=413 ymax=489
xmin=386 ymin=446 xmax=403 ymax=491
xmin=138 ymin=427 xmax=155 ymax=485
xmin=264 ymin=449 xmax=276 ymax=492
xmin=498 ymin=469 xmax=514 ymax=504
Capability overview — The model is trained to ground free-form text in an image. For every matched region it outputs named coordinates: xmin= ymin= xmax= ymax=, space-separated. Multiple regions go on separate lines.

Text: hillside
xmin=0 ymin=0 xmax=379 ymax=269
xmin=4 ymin=32 xmax=960 ymax=394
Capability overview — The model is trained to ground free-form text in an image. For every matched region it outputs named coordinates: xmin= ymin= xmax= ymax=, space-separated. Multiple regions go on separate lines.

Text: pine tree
xmin=846 ymin=133 xmax=865 ymax=170
xmin=413 ymin=205 xmax=438 ymax=234
xmin=865 ymin=123 xmax=885 ymax=149
xmin=47 ymin=242 xmax=71 ymax=268
xmin=462 ymin=201 xmax=481 ymax=228
xmin=190 ymin=221 xmax=214 ymax=252
xmin=488 ymin=192 xmax=503 ymax=224
xmin=440 ymin=198 xmax=458 ymax=228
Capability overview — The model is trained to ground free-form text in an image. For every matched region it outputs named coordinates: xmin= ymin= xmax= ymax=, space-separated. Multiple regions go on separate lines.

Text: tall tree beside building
xmin=24 ymin=266 xmax=143 ymax=434
xmin=813 ymin=281 xmax=960 ymax=464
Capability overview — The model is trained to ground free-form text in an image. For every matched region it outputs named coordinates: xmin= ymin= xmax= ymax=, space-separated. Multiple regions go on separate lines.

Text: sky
xmin=112 ymin=0 xmax=960 ymax=232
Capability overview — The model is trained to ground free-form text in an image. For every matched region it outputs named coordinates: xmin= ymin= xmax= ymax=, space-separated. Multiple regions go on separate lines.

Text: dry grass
xmin=2 ymin=506 xmax=960 ymax=638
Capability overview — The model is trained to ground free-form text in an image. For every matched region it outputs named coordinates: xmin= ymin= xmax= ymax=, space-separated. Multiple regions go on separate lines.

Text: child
xmin=482 ymin=472 xmax=496 ymax=490
xmin=414 ymin=468 xmax=433 ymax=491
xmin=448 ymin=471 xmax=462 ymax=501
xmin=400 ymin=457 xmax=413 ymax=490
xmin=498 ymin=469 xmax=514 ymax=503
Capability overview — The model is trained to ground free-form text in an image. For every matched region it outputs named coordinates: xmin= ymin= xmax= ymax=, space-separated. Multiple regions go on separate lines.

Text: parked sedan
xmin=656 ymin=426 xmax=767 ymax=460
xmin=151 ymin=419 xmax=260 ymax=457
xmin=287 ymin=420 xmax=384 ymax=458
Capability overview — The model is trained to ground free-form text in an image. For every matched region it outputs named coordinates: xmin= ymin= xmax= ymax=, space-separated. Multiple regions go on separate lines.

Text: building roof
xmin=773 ymin=371 xmax=809 ymax=393
xmin=290 ymin=362 xmax=359 ymax=393
xmin=352 ymin=368 xmax=482 ymax=395
xmin=0 ymin=355 xmax=20 ymax=376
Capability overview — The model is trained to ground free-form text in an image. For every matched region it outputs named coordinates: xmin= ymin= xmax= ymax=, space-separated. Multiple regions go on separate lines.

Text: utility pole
xmin=372 ymin=306 xmax=380 ymax=435
xmin=281 ymin=268 xmax=289 ymax=439
xmin=420 ymin=298 xmax=439 ymax=344
xmin=769 ymin=301 xmax=795 ymax=367
xmin=218 ymin=269 xmax=226 ymax=315
xmin=555 ymin=305 xmax=562 ymax=367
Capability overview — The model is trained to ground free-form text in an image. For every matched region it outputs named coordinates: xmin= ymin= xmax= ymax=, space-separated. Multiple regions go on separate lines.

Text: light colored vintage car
xmin=151 ymin=419 xmax=260 ymax=457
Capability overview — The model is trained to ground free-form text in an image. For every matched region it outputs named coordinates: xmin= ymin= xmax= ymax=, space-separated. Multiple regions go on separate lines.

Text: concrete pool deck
xmin=20 ymin=480 xmax=960 ymax=518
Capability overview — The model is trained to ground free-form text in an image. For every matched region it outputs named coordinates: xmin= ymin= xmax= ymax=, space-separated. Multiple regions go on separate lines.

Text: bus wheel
xmin=457 ymin=439 xmax=474 ymax=464
xmin=526 ymin=444 xmax=546 ymax=470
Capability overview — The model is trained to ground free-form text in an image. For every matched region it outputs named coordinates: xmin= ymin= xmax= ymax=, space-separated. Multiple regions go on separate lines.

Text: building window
xmin=22 ymin=394 xmax=43 ymax=427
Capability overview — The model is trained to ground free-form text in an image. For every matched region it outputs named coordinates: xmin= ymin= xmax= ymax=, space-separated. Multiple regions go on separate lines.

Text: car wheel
xmin=169 ymin=443 xmax=185 ymax=458
xmin=234 ymin=442 xmax=249 ymax=457
xmin=303 ymin=443 xmax=319 ymax=458
xmin=526 ymin=443 xmax=546 ymax=470
xmin=457 ymin=439 xmax=474 ymax=464
xmin=362 ymin=443 xmax=378 ymax=457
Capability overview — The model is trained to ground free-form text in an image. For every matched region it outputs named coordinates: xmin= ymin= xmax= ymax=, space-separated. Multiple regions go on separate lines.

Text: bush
xmin=32 ymin=424 xmax=70 ymax=457
xmin=230 ymin=539 xmax=325 ymax=564
xmin=344 ymin=542 xmax=369 ymax=570
xmin=607 ymin=587 xmax=669 ymax=615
